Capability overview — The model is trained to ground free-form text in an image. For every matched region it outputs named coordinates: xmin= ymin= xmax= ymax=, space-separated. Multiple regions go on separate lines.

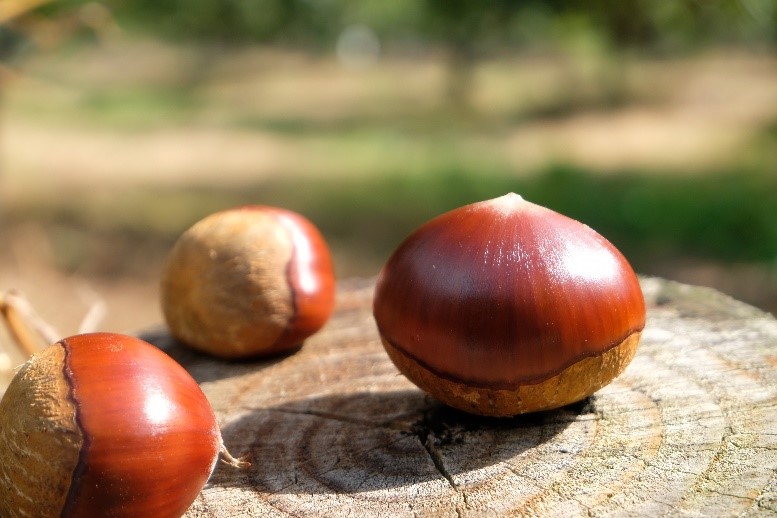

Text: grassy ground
xmin=1 ymin=37 xmax=776 ymax=339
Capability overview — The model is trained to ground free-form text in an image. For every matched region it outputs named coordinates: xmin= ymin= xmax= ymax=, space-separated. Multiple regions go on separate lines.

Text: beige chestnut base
xmin=381 ymin=332 xmax=642 ymax=417
xmin=0 ymin=345 xmax=82 ymax=517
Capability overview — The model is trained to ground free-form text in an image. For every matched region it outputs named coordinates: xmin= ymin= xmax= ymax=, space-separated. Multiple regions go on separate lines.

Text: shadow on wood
xmin=215 ymin=390 xmax=588 ymax=495
xmin=140 ymin=328 xmax=299 ymax=384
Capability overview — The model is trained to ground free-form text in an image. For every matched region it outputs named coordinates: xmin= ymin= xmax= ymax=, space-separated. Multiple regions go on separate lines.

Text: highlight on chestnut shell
xmin=0 ymin=332 xmax=242 ymax=518
xmin=160 ymin=205 xmax=336 ymax=359
xmin=373 ymin=193 xmax=646 ymax=417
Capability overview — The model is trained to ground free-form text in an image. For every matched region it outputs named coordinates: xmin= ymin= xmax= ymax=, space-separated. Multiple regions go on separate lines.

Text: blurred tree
xmin=0 ymin=0 xmax=116 ymax=180
xmin=0 ymin=0 xmax=54 ymax=181
xmin=583 ymin=0 xmax=776 ymax=51
xmin=5 ymin=0 xmax=775 ymax=110
xmin=19 ymin=0 xmax=770 ymax=54
xmin=418 ymin=0 xmax=523 ymax=109
xmin=336 ymin=0 xmax=776 ymax=110
xmin=1 ymin=0 xmax=116 ymax=61
xmin=1 ymin=0 xmax=52 ymax=70
xmin=114 ymin=0 xmax=341 ymax=46
xmin=0 ymin=0 xmax=53 ymax=25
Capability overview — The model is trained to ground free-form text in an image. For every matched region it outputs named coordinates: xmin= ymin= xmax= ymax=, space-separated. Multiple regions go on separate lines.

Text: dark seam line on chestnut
xmin=267 ymin=214 xmax=300 ymax=352
xmin=59 ymin=339 xmax=88 ymax=517
xmin=377 ymin=324 xmax=645 ymax=390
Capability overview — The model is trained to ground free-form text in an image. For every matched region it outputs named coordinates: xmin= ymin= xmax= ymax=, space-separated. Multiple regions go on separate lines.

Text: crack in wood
xmin=704 ymin=488 xmax=756 ymax=503
xmin=420 ymin=432 xmax=458 ymax=491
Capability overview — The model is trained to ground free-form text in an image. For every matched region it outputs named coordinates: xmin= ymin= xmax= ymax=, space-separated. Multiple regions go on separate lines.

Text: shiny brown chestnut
xmin=373 ymin=193 xmax=646 ymax=417
xmin=160 ymin=205 xmax=335 ymax=358
xmin=0 ymin=332 xmax=241 ymax=518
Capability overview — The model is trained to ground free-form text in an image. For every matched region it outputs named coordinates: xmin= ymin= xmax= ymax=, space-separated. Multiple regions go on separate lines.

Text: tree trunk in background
xmin=444 ymin=40 xmax=475 ymax=113
xmin=142 ymin=277 xmax=777 ymax=517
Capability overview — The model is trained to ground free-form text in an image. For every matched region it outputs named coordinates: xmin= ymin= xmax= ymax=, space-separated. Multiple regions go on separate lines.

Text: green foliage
xmin=109 ymin=0 xmax=342 ymax=45
xmin=291 ymin=166 xmax=777 ymax=272
xmin=15 ymin=165 xmax=775 ymax=278
xmin=519 ymin=167 xmax=777 ymax=267
xmin=8 ymin=0 xmax=774 ymax=58
xmin=0 ymin=25 xmax=24 ymax=61
xmin=581 ymin=0 xmax=776 ymax=50
xmin=99 ymin=0 xmax=775 ymax=51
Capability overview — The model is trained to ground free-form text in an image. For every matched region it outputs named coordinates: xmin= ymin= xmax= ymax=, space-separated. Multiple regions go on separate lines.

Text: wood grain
xmin=142 ymin=277 xmax=777 ymax=517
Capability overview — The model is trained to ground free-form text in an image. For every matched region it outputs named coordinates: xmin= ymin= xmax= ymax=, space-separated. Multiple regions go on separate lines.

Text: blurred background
xmin=0 ymin=0 xmax=775 ymax=345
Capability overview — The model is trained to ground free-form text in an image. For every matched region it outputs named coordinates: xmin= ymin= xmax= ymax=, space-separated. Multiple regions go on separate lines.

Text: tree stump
xmin=142 ymin=277 xmax=777 ymax=517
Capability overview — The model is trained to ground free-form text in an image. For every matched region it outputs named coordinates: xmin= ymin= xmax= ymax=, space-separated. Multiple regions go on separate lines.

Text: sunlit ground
xmin=1 ymin=36 xmax=776 ymax=342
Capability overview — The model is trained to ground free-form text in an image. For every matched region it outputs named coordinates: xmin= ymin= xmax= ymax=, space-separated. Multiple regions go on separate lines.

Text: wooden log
xmin=142 ymin=277 xmax=777 ymax=517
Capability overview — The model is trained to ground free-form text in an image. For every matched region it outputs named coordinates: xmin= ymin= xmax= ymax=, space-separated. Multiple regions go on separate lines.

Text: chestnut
xmin=0 ymin=332 xmax=241 ymax=518
xmin=373 ymin=193 xmax=646 ymax=417
xmin=160 ymin=205 xmax=335 ymax=358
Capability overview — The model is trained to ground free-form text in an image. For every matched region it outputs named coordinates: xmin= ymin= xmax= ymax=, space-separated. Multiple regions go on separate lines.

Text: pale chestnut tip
xmin=492 ymin=191 xmax=524 ymax=205
xmin=373 ymin=193 xmax=646 ymax=417
xmin=160 ymin=205 xmax=336 ymax=359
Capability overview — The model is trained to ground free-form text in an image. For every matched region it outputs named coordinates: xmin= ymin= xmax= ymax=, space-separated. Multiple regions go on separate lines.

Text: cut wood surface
xmin=142 ymin=277 xmax=777 ymax=517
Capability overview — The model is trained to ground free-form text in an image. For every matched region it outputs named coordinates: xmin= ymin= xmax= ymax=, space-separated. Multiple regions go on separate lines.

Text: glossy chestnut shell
xmin=160 ymin=205 xmax=336 ymax=358
xmin=373 ymin=193 xmax=646 ymax=416
xmin=0 ymin=333 xmax=221 ymax=518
